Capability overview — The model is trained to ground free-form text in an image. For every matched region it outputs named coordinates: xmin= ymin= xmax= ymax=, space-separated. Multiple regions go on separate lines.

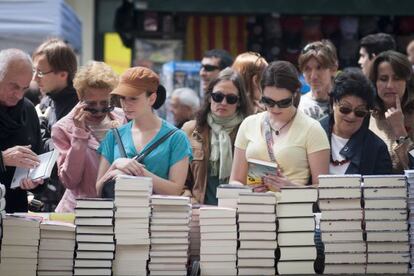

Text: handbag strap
xmin=263 ymin=114 xmax=277 ymax=163
xmin=112 ymin=128 xmax=127 ymax=158
xmin=134 ymin=129 xmax=178 ymax=163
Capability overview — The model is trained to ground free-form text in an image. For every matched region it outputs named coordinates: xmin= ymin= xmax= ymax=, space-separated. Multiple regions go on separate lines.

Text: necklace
xmin=267 ymin=111 xmax=297 ymax=136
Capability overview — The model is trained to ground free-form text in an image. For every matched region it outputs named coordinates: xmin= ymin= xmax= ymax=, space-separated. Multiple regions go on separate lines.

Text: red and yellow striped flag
xmin=185 ymin=15 xmax=248 ymax=60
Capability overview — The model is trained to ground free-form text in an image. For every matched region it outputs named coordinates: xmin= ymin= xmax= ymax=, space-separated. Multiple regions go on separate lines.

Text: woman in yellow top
xmin=230 ymin=61 xmax=330 ymax=191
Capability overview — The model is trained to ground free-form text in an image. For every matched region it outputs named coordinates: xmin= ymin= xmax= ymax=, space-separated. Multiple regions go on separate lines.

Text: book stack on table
xmin=113 ymin=175 xmax=152 ymax=276
xmin=318 ymin=175 xmax=365 ymax=274
xmin=74 ymin=198 xmax=115 ymax=276
xmin=237 ymin=192 xmax=277 ymax=276
xmin=189 ymin=204 xmax=201 ymax=263
xmin=405 ymin=170 xmax=414 ymax=273
xmin=37 ymin=220 xmax=76 ymax=276
xmin=149 ymin=195 xmax=191 ymax=276
xmin=364 ymin=175 xmax=409 ymax=274
xmin=216 ymin=184 xmax=252 ymax=209
xmin=277 ymin=187 xmax=317 ymax=275
xmin=0 ymin=183 xmax=5 ymax=252
xmin=199 ymin=206 xmax=237 ymax=275
xmin=0 ymin=214 xmax=42 ymax=276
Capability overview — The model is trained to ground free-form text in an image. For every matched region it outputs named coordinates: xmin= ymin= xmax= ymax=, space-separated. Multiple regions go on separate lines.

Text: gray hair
xmin=0 ymin=48 xmax=33 ymax=82
xmin=171 ymin=87 xmax=200 ymax=111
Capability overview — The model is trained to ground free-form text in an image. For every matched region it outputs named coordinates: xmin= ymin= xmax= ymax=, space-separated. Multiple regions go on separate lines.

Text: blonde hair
xmin=73 ymin=61 xmax=118 ymax=99
xmin=232 ymin=52 xmax=268 ymax=102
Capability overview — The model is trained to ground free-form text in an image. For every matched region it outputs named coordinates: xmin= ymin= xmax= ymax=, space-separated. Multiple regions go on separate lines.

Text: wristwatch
xmin=396 ymin=136 xmax=409 ymax=145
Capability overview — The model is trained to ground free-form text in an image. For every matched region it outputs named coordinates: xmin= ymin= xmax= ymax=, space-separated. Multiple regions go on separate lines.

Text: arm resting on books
xmin=229 ymin=147 xmax=249 ymax=185
xmin=52 ymin=126 xmax=90 ymax=189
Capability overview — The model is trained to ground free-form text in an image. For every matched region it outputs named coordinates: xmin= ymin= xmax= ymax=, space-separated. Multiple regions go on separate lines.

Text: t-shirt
xmin=235 ymin=111 xmax=330 ymax=185
xmin=98 ymin=120 xmax=192 ymax=180
xmin=298 ymin=92 xmax=330 ymax=121
xmin=329 ymin=133 xmax=350 ymax=175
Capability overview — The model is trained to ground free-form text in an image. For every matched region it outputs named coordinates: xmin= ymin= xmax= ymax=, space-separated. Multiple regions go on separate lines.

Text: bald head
xmin=0 ymin=49 xmax=33 ymax=107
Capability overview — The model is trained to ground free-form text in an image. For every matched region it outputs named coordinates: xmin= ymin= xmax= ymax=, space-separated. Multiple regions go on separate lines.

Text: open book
xmin=11 ymin=150 xmax=59 ymax=189
xmin=246 ymin=158 xmax=278 ymax=188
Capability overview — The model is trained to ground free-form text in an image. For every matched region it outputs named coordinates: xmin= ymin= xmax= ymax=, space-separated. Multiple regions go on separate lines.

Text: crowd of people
xmin=0 ymin=33 xmax=413 ymax=213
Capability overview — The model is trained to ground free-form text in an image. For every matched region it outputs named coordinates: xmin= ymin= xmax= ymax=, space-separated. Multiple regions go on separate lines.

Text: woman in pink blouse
xmin=52 ymin=61 xmax=126 ymax=212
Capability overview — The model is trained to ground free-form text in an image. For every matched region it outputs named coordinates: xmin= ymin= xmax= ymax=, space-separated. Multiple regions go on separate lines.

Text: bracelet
xmin=396 ymin=136 xmax=409 ymax=145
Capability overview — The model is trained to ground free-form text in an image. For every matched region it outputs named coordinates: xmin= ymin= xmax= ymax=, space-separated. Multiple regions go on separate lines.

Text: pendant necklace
xmin=267 ymin=111 xmax=297 ymax=136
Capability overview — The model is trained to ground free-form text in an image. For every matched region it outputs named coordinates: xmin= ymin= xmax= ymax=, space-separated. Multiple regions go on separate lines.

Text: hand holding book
xmin=2 ymin=145 xmax=40 ymax=169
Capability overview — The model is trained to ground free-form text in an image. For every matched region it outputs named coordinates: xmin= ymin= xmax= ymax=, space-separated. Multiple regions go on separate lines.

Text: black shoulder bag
xmin=101 ymin=128 xmax=178 ymax=198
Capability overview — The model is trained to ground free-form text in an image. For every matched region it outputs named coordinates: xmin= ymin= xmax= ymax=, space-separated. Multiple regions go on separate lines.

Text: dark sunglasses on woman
xmin=84 ymin=105 xmax=115 ymax=114
xmin=211 ymin=92 xmax=239 ymax=105
xmin=260 ymin=96 xmax=293 ymax=108
xmin=337 ymin=104 xmax=369 ymax=118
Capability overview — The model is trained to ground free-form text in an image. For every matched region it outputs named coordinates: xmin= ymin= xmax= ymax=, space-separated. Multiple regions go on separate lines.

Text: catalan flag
xmin=185 ymin=15 xmax=248 ymax=60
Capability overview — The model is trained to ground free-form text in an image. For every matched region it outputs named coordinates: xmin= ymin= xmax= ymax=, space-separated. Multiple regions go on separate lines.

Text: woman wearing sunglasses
xmin=232 ymin=51 xmax=268 ymax=113
xmin=369 ymin=50 xmax=414 ymax=172
xmin=320 ymin=69 xmax=392 ymax=175
xmin=182 ymin=68 xmax=251 ymax=204
xmin=230 ymin=61 xmax=330 ymax=191
xmin=96 ymin=67 xmax=192 ymax=197
xmin=51 ymin=61 xmax=126 ymax=212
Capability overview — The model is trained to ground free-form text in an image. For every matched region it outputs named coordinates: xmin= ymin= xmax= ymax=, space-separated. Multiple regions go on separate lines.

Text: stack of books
xmin=0 ymin=214 xmax=42 ymax=276
xmin=318 ymin=175 xmax=365 ymax=274
xmin=405 ymin=169 xmax=414 ymax=273
xmin=189 ymin=204 xmax=201 ymax=264
xmin=0 ymin=183 xmax=5 ymax=249
xmin=364 ymin=175 xmax=409 ymax=274
xmin=237 ymin=192 xmax=277 ymax=276
xmin=149 ymin=195 xmax=191 ymax=276
xmin=74 ymin=198 xmax=115 ymax=276
xmin=0 ymin=183 xmax=5 ymax=218
xmin=216 ymin=184 xmax=252 ymax=208
xmin=113 ymin=175 xmax=153 ymax=276
xmin=277 ymin=187 xmax=316 ymax=275
xmin=199 ymin=206 xmax=237 ymax=275
xmin=37 ymin=220 xmax=76 ymax=276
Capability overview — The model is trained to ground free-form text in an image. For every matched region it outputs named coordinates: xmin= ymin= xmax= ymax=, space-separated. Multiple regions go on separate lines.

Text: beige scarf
xmin=207 ymin=112 xmax=244 ymax=181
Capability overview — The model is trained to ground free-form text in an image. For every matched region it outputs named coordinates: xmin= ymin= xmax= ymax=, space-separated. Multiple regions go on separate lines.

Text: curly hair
xmin=73 ymin=61 xmax=118 ymax=100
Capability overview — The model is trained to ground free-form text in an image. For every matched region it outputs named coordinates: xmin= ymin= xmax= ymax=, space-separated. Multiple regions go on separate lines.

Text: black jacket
xmin=0 ymin=98 xmax=42 ymax=213
xmin=320 ymin=116 xmax=392 ymax=175
xmin=39 ymin=85 xmax=78 ymax=151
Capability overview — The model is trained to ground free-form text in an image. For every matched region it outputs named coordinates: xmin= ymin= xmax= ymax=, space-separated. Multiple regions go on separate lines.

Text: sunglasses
xmin=211 ymin=92 xmax=239 ymax=105
xmin=84 ymin=106 xmax=115 ymax=114
xmin=337 ymin=104 xmax=369 ymax=118
xmin=260 ymin=96 xmax=293 ymax=108
xmin=201 ymin=64 xmax=220 ymax=72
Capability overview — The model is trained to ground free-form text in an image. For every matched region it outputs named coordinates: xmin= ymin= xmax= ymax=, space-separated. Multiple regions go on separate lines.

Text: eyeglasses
xmin=84 ymin=106 xmax=115 ymax=114
xmin=337 ymin=104 xmax=369 ymax=118
xmin=211 ymin=92 xmax=239 ymax=105
xmin=201 ymin=64 xmax=220 ymax=72
xmin=33 ymin=69 xmax=54 ymax=78
xmin=260 ymin=96 xmax=293 ymax=108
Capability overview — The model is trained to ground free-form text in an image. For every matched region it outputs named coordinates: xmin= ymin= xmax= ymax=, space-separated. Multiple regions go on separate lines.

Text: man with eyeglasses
xmin=32 ymin=38 xmax=78 ymax=211
xmin=199 ymin=49 xmax=233 ymax=93
xmin=0 ymin=48 xmax=43 ymax=213
xmin=298 ymin=40 xmax=338 ymax=121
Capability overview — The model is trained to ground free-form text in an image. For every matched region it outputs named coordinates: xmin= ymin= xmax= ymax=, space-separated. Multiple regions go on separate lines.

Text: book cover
xmin=11 ymin=150 xmax=59 ymax=189
xmin=246 ymin=158 xmax=278 ymax=188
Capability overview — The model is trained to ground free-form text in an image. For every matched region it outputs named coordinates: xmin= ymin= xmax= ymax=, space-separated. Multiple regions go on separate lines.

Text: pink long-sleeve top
xmin=52 ymin=106 xmax=126 ymax=212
